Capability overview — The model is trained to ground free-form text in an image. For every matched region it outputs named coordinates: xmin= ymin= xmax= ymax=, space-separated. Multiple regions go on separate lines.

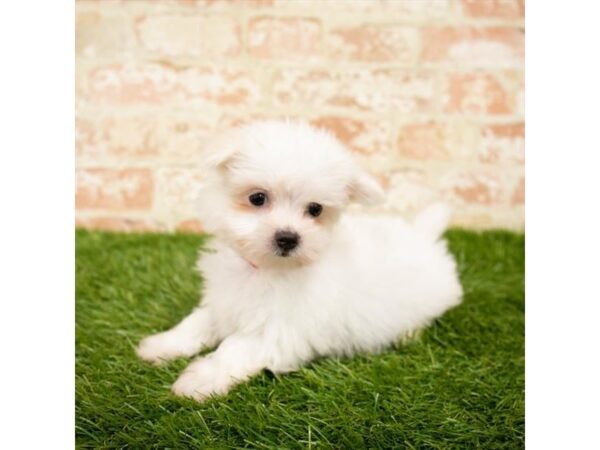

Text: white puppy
xmin=137 ymin=120 xmax=463 ymax=402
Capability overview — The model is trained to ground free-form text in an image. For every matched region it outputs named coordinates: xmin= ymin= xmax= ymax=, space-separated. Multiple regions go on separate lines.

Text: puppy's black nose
xmin=275 ymin=230 xmax=300 ymax=252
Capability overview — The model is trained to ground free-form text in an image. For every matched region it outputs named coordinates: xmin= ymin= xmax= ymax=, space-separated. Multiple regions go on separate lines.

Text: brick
xmin=176 ymin=219 xmax=204 ymax=233
xmin=76 ymin=12 xmax=135 ymax=57
xmin=85 ymin=63 xmax=260 ymax=106
xmin=504 ymin=70 xmax=524 ymax=115
xmin=451 ymin=212 xmax=496 ymax=228
xmin=76 ymin=169 xmax=153 ymax=210
xmin=380 ymin=0 xmax=458 ymax=18
xmin=155 ymin=168 xmax=205 ymax=222
xmin=248 ymin=17 xmax=321 ymax=59
xmin=479 ymin=122 xmax=524 ymax=163
xmin=422 ymin=27 xmax=524 ymax=67
xmin=404 ymin=127 xmax=437 ymax=161
xmin=78 ymin=0 xmax=268 ymax=14
xmin=76 ymin=114 xmax=215 ymax=161
xmin=176 ymin=0 xmax=199 ymax=6
xmin=86 ymin=63 xmax=178 ymax=104
xmin=390 ymin=0 xmax=459 ymax=18
xmin=511 ymin=177 xmax=524 ymax=204
xmin=326 ymin=25 xmax=418 ymax=63
xmin=78 ymin=0 xmax=191 ymax=14
xmin=76 ymin=116 xmax=160 ymax=159
xmin=443 ymin=72 xmax=512 ymax=115
xmin=240 ymin=0 xmax=274 ymax=6
xmin=448 ymin=171 xmax=502 ymax=204
xmin=75 ymin=216 xmax=163 ymax=232
xmin=218 ymin=113 xmax=286 ymax=129
xmin=273 ymin=69 xmax=436 ymax=113
xmin=136 ymin=15 xmax=241 ymax=57
xmin=461 ymin=0 xmax=524 ymax=19
xmin=273 ymin=0 xmax=458 ymax=19
xmin=310 ymin=116 xmax=389 ymax=154
xmin=172 ymin=65 xmax=261 ymax=106
xmin=396 ymin=121 xmax=480 ymax=160
xmin=196 ymin=0 xmax=274 ymax=7
xmin=160 ymin=116 xmax=215 ymax=161
xmin=384 ymin=169 xmax=439 ymax=213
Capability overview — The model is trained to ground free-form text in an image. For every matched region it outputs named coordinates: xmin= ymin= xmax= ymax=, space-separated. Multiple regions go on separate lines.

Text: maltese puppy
xmin=137 ymin=120 xmax=463 ymax=402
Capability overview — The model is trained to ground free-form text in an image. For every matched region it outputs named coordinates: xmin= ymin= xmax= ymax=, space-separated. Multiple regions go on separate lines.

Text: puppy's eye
xmin=307 ymin=202 xmax=323 ymax=217
xmin=248 ymin=192 xmax=267 ymax=207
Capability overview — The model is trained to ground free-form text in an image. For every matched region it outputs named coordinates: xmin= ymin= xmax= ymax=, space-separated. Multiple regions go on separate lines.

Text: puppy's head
xmin=197 ymin=120 xmax=384 ymax=268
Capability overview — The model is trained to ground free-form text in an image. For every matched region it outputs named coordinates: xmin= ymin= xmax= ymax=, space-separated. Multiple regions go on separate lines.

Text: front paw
xmin=136 ymin=332 xmax=186 ymax=365
xmin=172 ymin=358 xmax=231 ymax=402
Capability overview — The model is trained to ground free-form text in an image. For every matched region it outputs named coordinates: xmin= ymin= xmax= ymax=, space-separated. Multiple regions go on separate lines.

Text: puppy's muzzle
xmin=274 ymin=230 xmax=300 ymax=255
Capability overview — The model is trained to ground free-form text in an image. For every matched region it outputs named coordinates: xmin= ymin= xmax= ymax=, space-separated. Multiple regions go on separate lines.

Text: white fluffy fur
xmin=137 ymin=120 xmax=463 ymax=402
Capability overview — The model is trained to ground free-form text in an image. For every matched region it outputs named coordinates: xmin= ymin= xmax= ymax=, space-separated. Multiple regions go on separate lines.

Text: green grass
xmin=76 ymin=229 xmax=524 ymax=449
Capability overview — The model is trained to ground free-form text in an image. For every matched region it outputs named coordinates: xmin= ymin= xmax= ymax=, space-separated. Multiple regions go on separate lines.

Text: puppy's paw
xmin=136 ymin=331 xmax=189 ymax=365
xmin=171 ymin=358 xmax=231 ymax=402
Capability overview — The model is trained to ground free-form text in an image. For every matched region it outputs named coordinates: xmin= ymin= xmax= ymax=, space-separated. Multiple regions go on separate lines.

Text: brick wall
xmin=75 ymin=0 xmax=525 ymax=232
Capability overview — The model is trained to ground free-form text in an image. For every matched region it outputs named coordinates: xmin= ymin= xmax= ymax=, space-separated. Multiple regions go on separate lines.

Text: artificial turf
xmin=75 ymin=229 xmax=524 ymax=449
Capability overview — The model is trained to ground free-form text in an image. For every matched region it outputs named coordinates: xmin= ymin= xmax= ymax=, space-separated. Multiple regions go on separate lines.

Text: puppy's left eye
xmin=307 ymin=202 xmax=323 ymax=217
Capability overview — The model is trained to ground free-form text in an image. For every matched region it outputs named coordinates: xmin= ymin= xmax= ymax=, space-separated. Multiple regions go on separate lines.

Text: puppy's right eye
xmin=248 ymin=192 xmax=267 ymax=207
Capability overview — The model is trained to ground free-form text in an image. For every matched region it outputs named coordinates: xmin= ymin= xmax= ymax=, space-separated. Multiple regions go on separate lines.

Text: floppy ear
xmin=348 ymin=171 xmax=385 ymax=206
xmin=201 ymin=127 xmax=243 ymax=171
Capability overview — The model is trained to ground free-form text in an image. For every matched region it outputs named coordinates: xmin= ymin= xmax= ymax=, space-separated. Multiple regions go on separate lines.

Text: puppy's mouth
xmin=272 ymin=244 xmax=319 ymax=267
xmin=273 ymin=243 xmax=298 ymax=258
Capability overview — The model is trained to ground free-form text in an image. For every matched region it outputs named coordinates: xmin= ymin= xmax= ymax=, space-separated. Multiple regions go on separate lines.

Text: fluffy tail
xmin=414 ymin=203 xmax=452 ymax=241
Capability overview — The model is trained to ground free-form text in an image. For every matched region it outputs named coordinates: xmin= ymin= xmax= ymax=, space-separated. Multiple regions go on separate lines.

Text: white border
xmin=0 ymin=1 xmax=74 ymax=448
xmin=526 ymin=1 xmax=600 ymax=448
